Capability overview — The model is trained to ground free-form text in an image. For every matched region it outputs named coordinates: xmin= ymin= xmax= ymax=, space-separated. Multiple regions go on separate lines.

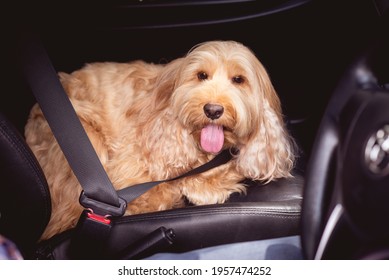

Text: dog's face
xmin=171 ymin=41 xmax=261 ymax=154
xmin=157 ymin=41 xmax=294 ymax=181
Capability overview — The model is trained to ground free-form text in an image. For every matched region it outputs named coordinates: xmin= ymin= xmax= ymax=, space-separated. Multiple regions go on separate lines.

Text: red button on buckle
xmin=87 ymin=211 xmax=111 ymax=225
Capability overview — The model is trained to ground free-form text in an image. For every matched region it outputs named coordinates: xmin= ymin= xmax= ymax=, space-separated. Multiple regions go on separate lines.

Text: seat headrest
xmin=0 ymin=113 xmax=51 ymax=257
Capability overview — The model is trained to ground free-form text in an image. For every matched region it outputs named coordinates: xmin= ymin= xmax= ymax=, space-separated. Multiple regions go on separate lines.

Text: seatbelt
xmin=18 ymin=32 xmax=126 ymax=217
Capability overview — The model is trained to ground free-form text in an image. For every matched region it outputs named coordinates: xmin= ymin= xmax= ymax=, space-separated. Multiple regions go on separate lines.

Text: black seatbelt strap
xmin=18 ymin=31 xmax=126 ymax=217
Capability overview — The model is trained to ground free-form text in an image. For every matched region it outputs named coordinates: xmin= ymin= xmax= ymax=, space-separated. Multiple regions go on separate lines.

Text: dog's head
xmin=156 ymin=41 xmax=295 ymax=181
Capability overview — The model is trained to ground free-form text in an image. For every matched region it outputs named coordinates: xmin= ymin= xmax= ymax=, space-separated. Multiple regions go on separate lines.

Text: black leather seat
xmin=0 ymin=113 xmax=303 ymax=259
xmin=0 ymin=113 xmax=51 ymax=257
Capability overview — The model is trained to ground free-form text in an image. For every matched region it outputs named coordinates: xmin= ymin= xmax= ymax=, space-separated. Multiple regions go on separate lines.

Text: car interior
xmin=1 ymin=0 xmax=389 ymax=259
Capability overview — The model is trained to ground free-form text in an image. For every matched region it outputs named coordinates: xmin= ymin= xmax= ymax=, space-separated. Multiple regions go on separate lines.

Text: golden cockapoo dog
xmin=25 ymin=41 xmax=295 ymax=240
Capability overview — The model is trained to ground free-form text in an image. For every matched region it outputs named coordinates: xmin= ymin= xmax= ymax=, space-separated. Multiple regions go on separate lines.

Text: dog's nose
xmin=203 ymin=103 xmax=224 ymax=120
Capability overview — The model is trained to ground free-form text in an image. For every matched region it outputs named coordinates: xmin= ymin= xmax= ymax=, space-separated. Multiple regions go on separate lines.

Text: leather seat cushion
xmin=39 ymin=176 xmax=302 ymax=259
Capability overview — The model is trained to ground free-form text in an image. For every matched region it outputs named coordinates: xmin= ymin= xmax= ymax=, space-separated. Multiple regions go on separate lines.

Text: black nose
xmin=203 ymin=103 xmax=224 ymax=120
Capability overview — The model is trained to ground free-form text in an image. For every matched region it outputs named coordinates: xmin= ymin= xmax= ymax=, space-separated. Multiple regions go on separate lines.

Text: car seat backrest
xmin=0 ymin=113 xmax=51 ymax=258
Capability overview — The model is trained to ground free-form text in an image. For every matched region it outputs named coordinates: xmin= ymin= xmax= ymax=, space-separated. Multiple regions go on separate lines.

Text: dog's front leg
xmin=125 ymin=182 xmax=186 ymax=215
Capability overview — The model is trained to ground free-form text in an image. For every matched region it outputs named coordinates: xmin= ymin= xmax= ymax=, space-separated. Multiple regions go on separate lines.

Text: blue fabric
xmin=0 ymin=235 xmax=23 ymax=260
xmin=147 ymin=235 xmax=303 ymax=260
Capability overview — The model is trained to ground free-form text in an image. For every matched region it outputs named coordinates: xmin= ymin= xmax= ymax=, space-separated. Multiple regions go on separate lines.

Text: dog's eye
xmin=197 ymin=72 xmax=209 ymax=81
xmin=232 ymin=75 xmax=245 ymax=85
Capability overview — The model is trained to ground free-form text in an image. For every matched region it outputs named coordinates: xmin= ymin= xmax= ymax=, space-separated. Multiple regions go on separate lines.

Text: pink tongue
xmin=200 ymin=124 xmax=224 ymax=154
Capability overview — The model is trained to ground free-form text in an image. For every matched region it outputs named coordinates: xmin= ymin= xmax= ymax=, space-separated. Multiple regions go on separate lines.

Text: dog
xmin=25 ymin=41 xmax=295 ymax=240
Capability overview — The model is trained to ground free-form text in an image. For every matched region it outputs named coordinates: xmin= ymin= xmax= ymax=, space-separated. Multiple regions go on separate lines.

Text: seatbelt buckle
xmin=71 ymin=192 xmax=127 ymax=259
xmin=79 ymin=191 xmax=127 ymax=217
xmin=70 ymin=209 xmax=113 ymax=259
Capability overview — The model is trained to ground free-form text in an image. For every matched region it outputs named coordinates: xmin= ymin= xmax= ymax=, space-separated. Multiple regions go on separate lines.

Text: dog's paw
xmin=182 ymin=182 xmax=246 ymax=206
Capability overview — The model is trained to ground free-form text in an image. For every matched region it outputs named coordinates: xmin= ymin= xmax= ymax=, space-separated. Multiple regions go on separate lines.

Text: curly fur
xmin=25 ymin=41 xmax=295 ymax=240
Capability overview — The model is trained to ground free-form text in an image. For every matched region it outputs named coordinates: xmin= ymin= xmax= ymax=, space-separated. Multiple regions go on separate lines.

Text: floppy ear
xmin=236 ymin=64 xmax=295 ymax=182
xmin=124 ymin=58 xmax=184 ymax=125
xmin=152 ymin=58 xmax=184 ymax=111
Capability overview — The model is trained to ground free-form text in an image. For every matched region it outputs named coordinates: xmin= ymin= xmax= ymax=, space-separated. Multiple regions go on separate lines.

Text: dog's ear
xmin=153 ymin=58 xmax=184 ymax=110
xmin=125 ymin=58 xmax=183 ymax=121
xmin=236 ymin=64 xmax=295 ymax=182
